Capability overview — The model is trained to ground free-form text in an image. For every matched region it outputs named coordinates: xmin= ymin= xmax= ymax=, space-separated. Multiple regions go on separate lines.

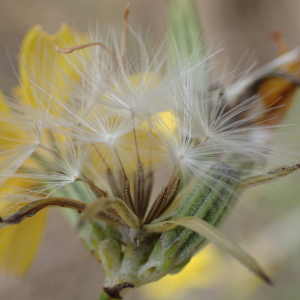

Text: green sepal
xmin=56 ymin=182 xmax=116 ymax=253
xmin=99 ymin=239 xmax=122 ymax=276
xmin=140 ymin=163 xmax=240 ymax=280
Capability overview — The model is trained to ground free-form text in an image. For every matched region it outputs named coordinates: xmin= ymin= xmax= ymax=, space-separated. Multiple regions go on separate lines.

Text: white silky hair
xmin=0 ymin=25 xmax=299 ymax=205
xmin=151 ymin=47 xmax=299 ymax=180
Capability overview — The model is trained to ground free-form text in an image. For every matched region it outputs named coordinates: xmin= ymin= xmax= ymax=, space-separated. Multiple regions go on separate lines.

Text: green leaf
xmin=167 ymin=0 xmax=210 ymax=91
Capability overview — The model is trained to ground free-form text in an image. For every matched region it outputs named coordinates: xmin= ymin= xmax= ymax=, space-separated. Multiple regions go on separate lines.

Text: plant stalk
xmin=99 ymin=290 xmax=118 ymax=300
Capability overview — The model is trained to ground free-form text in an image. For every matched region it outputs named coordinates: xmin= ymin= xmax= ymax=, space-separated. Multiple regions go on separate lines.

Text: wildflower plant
xmin=1 ymin=1 xmax=300 ymax=299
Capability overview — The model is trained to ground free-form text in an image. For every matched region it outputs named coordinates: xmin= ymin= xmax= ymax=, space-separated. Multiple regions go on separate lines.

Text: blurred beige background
xmin=1 ymin=0 xmax=300 ymax=300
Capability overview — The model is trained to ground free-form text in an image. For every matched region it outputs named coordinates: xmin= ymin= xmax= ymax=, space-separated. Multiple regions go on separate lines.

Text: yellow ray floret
xmin=13 ymin=23 xmax=86 ymax=110
xmin=0 ymin=24 xmax=85 ymax=275
xmin=0 ymin=178 xmax=47 ymax=276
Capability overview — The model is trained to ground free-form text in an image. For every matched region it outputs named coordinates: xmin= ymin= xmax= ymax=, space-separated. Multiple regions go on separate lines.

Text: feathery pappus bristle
xmin=1 ymin=24 xmax=299 ymax=223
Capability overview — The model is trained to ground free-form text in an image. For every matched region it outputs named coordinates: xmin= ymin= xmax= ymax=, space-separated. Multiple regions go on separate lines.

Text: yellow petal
xmin=0 ymin=90 xmax=26 ymax=148
xmin=0 ymin=207 xmax=47 ymax=276
xmin=0 ymin=91 xmax=9 ymax=145
xmin=1 ymin=24 xmax=87 ymax=276
xmin=13 ymin=24 xmax=86 ymax=109
xmin=0 ymin=177 xmax=48 ymax=276
xmin=0 ymin=90 xmax=15 ymax=146
xmin=0 ymin=90 xmax=9 ymax=114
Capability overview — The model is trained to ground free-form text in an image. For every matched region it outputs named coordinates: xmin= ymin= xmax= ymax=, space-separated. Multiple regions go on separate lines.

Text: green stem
xmin=99 ymin=290 xmax=118 ymax=300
